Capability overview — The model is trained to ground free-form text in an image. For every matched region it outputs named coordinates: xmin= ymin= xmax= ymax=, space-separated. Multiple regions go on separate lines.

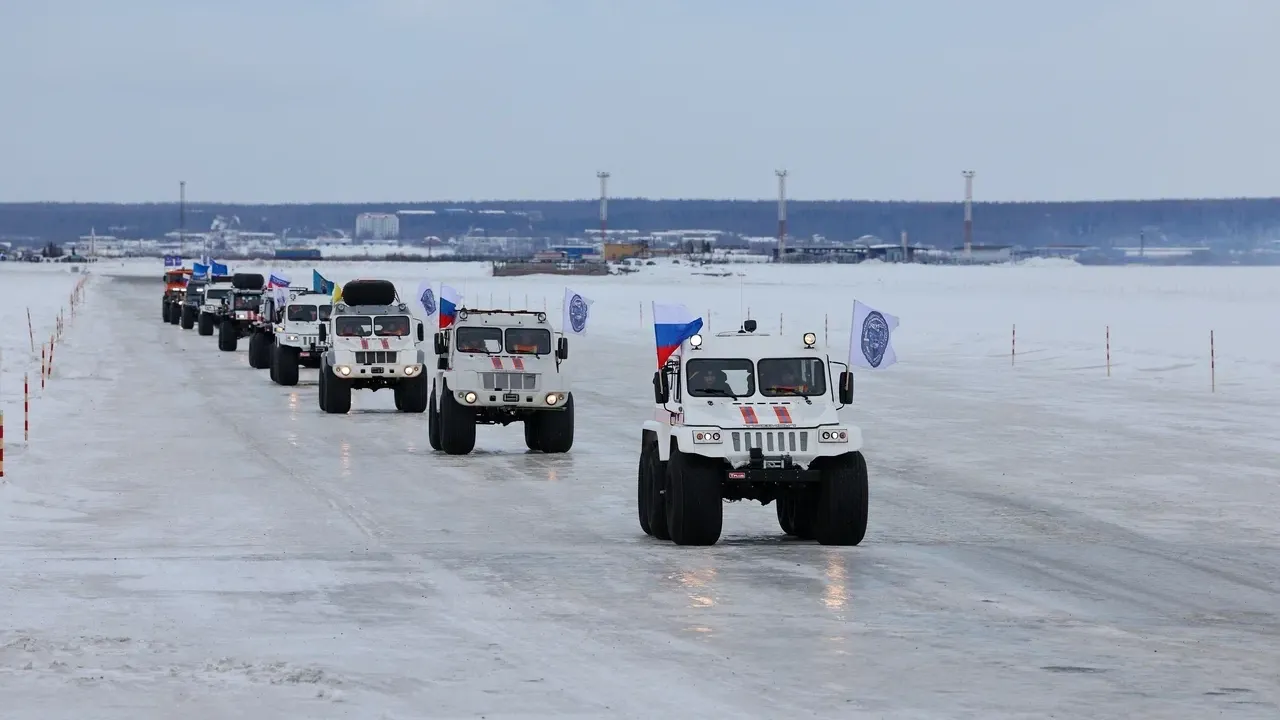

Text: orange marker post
xmin=1106 ymin=326 xmax=1111 ymax=377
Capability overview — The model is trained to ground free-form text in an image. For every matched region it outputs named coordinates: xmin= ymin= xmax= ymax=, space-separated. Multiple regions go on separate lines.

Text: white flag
xmin=562 ymin=287 xmax=593 ymax=336
xmin=848 ymin=300 xmax=899 ymax=370
xmin=415 ymin=280 xmax=438 ymax=320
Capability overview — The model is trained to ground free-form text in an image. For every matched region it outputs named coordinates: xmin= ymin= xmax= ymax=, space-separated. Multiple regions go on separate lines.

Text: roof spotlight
xmin=803 ymin=332 xmax=817 ymax=347
xmin=689 ymin=334 xmax=703 ymax=348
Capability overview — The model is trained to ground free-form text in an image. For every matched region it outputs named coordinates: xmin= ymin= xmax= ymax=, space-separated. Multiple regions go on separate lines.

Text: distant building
xmin=953 ymin=244 xmax=1013 ymax=263
xmin=355 ymin=213 xmax=400 ymax=240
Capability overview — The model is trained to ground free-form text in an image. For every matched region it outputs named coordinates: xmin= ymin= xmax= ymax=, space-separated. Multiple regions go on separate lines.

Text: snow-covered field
xmin=3 ymin=258 xmax=1278 ymax=718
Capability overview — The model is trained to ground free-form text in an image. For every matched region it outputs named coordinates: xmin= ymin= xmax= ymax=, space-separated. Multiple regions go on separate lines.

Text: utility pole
xmin=776 ymin=169 xmax=787 ymax=262
xmin=597 ymin=171 xmax=609 ymax=245
xmin=962 ymin=170 xmax=975 ymax=259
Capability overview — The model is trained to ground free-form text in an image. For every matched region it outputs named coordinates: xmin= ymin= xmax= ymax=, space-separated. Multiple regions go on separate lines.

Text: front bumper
xmin=726 ymin=454 xmax=823 ymax=483
xmin=452 ymin=388 xmax=568 ymax=408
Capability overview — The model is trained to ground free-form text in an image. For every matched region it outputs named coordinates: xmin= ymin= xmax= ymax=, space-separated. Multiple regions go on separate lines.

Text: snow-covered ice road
xmin=2 ymin=268 xmax=1279 ymax=719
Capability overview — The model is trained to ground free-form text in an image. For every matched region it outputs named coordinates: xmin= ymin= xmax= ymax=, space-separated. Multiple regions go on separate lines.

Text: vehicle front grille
xmin=355 ymin=351 xmax=398 ymax=364
xmin=481 ymin=372 xmax=538 ymax=391
xmin=731 ymin=430 xmax=808 ymax=453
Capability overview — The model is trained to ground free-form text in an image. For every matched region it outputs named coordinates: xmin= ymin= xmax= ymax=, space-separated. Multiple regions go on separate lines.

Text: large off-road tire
xmin=438 ymin=382 xmax=476 ymax=455
xmin=274 ymin=345 xmax=299 ymax=386
xmin=637 ymin=433 xmax=671 ymax=540
xmin=394 ymin=373 xmax=429 ymax=413
xmin=529 ymin=394 xmax=574 ymax=453
xmin=169 ymin=303 xmax=180 ymax=324
xmin=232 ymin=273 xmax=265 ymax=290
xmin=664 ymin=448 xmax=723 ymax=546
xmin=813 ymin=452 xmax=869 ymax=546
xmin=320 ymin=361 xmax=351 ymax=414
xmin=427 ymin=386 xmax=442 ymax=451
xmin=340 ymin=279 xmax=397 ymax=306
xmin=161 ymin=299 xmax=171 ymax=323
xmin=317 ymin=364 xmax=328 ymax=412
xmin=180 ymin=304 xmax=195 ymax=329
xmin=198 ymin=312 xmax=214 ymax=336
xmin=523 ymin=420 xmax=542 ymax=452
xmin=247 ymin=330 xmax=264 ymax=363
xmin=217 ymin=319 xmax=238 ymax=351
xmin=776 ymin=486 xmax=819 ymax=539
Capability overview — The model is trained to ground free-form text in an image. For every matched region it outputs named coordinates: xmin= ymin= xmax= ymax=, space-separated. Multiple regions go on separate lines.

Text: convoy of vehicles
xmin=160 ymin=264 xmax=873 ymax=547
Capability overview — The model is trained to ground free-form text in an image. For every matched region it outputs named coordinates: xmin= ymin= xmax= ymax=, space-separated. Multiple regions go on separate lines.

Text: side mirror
xmin=653 ymin=371 xmax=670 ymax=404
xmin=433 ymin=332 xmax=447 ymax=355
xmin=556 ymin=336 xmax=569 ymax=360
xmin=838 ymin=371 xmax=854 ymax=405
xmin=417 ymin=323 xmax=425 ymax=342
xmin=318 ymin=324 xmax=328 ymax=342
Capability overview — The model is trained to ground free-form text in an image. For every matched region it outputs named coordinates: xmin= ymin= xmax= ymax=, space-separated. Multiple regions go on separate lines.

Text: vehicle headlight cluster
xmin=403 ymin=365 xmax=418 ymax=376
xmin=818 ymin=429 xmax=848 ymax=443
xmin=693 ymin=430 xmax=721 ymax=443
xmin=336 ymin=365 xmax=352 ymax=377
xmin=544 ymin=393 xmax=560 ymax=405
xmin=463 ymin=391 xmax=477 ymax=404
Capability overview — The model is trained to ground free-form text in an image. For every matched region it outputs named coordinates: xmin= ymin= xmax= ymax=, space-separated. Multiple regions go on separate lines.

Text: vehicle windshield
xmin=319 ymin=305 xmax=332 ymax=321
xmin=373 ymin=315 xmax=410 ymax=336
xmin=206 ymin=288 xmax=229 ymax=300
xmin=335 ymin=316 xmax=372 ymax=337
xmin=233 ymin=294 xmax=260 ymax=310
xmin=504 ymin=328 xmax=552 ymax=355
xmin=287 ymin=305 xmax=318 ymax=322
xmin=685 ymin=358 xmax=755 ymax=398
xmin=758 ymin=357 xmax=828 ymax=397
xmin=456 ymin=326 xmax=503 ymax=353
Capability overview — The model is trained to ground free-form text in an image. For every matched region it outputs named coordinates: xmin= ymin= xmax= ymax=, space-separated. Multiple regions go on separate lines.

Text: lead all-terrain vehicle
xmin=196 ymin=276 xmax=234 ymax=336
xmin=161 ymin=268 xmax=190 ymax=324
xmin=268 ymin=289 xmax=332 ymax=385
xmin=315 ymin=279 xmax=429 ymax=414
xmin=428 ymin=308 xmax=573 ymax=456
xmin=639 ymin=319 xmax=868 ymax=546
xmin=214 ymin=273 xmax=265 ymax=352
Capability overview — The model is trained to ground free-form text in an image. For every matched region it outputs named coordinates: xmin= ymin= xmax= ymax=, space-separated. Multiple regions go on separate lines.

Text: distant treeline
xmin=3 ymin=198 xmax=1280 ymax=249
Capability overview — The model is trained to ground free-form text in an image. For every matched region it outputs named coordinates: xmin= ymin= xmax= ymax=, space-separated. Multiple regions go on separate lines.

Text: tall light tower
xmin=962 ymin=170 xmax=975 ymax=259
xmin=179 ymin=180 xmax=186 ymax=258
xmin=776 ymin=169 xmax=788 ymax=262
xmin=597 ymin=171 xmax=609 ymax=244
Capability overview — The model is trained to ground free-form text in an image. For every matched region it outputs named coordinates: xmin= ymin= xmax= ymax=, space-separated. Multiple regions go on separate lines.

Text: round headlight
xmin=403 ymin=365 xmax=417 ymax=375
xmin=688 ymin=334 xmax=702 ymax=348
xmin=545 ymin=393 xmax=559 ymax=405
xmin=337 ymin=365 xmax=352 ymax=376
xmin=803 ymin=332 xmax=817 ymax=345
xmin=464 ymin=391 xmax=477 ymax=403
xmin=536 ymin=312 xmax=547 ymax=322
xmin=712 ymin=432 xmax=720 ymax=441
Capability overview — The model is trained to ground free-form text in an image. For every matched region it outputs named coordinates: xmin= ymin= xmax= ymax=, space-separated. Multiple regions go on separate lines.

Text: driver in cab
xmin=764 ymin=366 xmax=808 ymax=393
xmin=508 ymin=328 xmax=542 ymax=354
xmin=690 ymin=367 xmax=734 ymax=396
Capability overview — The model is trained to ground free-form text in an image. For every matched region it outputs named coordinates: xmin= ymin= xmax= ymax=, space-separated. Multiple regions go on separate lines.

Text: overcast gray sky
xmin=2 ymin=0 xmax=1278 ymax=203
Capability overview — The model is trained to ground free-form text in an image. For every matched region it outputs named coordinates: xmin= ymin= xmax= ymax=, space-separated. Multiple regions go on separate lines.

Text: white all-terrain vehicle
xmin=269 ymin=289 xmax=332 ymax=385
xmin=196 ymin=276 xmax=234 ymax=336
xmin=427 ymin=308 xmax=573 ymax=456
xmin=315 ymin=279 xmax=429 ymax=414
xmin=638 ymin=319 xmax=868 ymax=546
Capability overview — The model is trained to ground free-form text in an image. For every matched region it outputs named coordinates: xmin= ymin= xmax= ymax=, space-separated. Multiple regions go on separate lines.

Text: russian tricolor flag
xmin=267 ymin=271 xmax=290 ymax=289
xmin=440 ymin=284 xmax=462 ymax=329
xmin=653 ymin=302 xmax=703 ymax=368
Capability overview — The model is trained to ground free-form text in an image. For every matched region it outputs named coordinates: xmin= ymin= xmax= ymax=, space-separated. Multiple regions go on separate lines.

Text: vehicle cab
xmin=201 ymin=277 xmax=233 ymax=314
xmin=319 ymin=297 xmax=427 ymax=383
xmin=274 ymin=290 xmax=333 ymax=357
xmin=646 ymin=319 xmax=860 ymax=475
xmin=432 ymin=308 xmax=570 ymax=409
xmin=223 ymin=287 xmax=264 ymax=322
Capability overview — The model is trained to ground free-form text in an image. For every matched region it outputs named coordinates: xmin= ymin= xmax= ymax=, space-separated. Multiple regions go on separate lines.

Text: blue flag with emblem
xmin=211 ymin=260 xmax=229 ymax=276
xmin=192 ymin=262 xmax=209 ymax=277
xmin=312 ymin=270 xmax=335 ymax=295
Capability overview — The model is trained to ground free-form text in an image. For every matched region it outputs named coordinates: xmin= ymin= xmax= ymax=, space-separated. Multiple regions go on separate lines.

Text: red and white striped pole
xmin=1012 ymin=323 xmax=1017 ymax=365
xmin=1210 ymin=330 xmax=1216 ymax=393
xmin=41 ymin=344 xmax=46 ymax=391
xmin=24 ymin=373 xmax=29 ymax=442
xmin=1106 ymin=325 xmax=1111 ymax=377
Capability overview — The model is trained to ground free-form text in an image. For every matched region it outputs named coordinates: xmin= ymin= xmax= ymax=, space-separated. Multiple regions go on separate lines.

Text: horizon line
xmin=4 ymin=194 xmax=1280 ymax=206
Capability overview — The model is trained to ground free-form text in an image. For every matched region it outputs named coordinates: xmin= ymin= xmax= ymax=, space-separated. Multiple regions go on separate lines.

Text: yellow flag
xmin=332 ymin=283 xmax=342 ymax=303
